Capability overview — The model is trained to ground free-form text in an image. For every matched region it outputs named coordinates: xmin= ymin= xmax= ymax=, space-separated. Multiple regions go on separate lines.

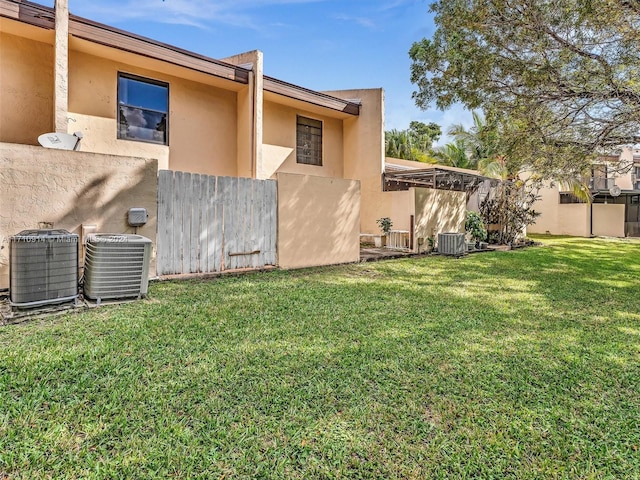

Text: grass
xmin=1 ymin=235 xmax=639 ymax=479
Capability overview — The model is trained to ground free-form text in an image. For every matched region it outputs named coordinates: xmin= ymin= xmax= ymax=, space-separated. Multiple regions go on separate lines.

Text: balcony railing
xmin=589 ymin=177 xmax=615 ymax=190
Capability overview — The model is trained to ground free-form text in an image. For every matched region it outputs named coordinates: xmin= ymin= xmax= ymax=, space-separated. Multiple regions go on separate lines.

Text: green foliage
xmin=376 ymin=217 xmax=393 ymax=235
xmin=385 ymin=121 xmax=441 ymax=162
xmin=465 ymin=211 xmax=487 ymax=242
xmin=480 ymin=180 xmax=541 ymax=244
xmin=409 ymin=0 xmax=640 ymax=177
xmin=1 ymin=237 xmax=640 ymax=478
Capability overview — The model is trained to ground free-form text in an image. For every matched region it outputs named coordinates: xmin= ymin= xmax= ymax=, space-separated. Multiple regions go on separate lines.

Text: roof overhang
xmin=2 ymin=0 xmax=364 ymax=115
xmin=264 ymin=76 xmax=360 ymax=117
xmin=1 ymin=0 xmax=250 ymax=85
xmin=384 ymin=162 xmax=492 ymax=192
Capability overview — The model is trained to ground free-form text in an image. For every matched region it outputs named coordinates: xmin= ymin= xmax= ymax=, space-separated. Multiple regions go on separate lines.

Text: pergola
xmin=383 ymin=162 xmax=493 ymax=192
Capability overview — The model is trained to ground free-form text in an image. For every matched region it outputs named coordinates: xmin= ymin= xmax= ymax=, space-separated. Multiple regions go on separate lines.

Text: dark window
xmin=559 ymin=192 xmax=586 ymax=204
xmin=296 ymin=116 xmax=322 ymax=166
xmin=590 ymin=164 xmax=609 ymax=190
xmin=118 ymin=73 xmax=168 ymax=145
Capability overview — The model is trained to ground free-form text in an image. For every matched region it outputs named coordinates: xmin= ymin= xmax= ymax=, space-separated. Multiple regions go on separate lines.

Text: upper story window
xmin=296 ymin=116 xmax=322 ymax=166
xmin=118 ymin=73 xmax=169 ymax=145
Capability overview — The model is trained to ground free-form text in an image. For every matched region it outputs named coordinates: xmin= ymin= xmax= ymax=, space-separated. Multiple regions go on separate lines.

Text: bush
xmin=465 ymin=211 xmax=487 ymax=242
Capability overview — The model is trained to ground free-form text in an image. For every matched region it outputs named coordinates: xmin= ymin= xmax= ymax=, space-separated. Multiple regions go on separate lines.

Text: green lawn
xmin=1 ymin=236 xmax=639 ymax=479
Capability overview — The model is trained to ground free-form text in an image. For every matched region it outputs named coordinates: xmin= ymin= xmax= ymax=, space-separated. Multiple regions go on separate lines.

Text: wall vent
xmin=9 ymin=229 xmax=79 ymax=308
xmin=438 ymin=233 xmax=466 ymax=256
xmin=84 ymin=234 xmax=152 ymax=304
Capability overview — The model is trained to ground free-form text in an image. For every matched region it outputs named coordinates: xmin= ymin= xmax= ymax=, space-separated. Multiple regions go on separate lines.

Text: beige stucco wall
xmin=413 ymin=188 xmax=466 ymax=247
xmin=327 ymin=89 xmax=385 ymax=234
xmin=557 ymin=204 xmax=590 ymax=237
xmin=528 ymin=183 xmax=560 ymax=235
xmin=592 ymin=204 xmax=625 ymax=237
xmin=0 ymin=143 xmax=158 ymax=289
xmin=261 ymin=101 xmax=344 ymax=179
xmin=529 ymin=183 xmax=595 ymax=237
xmin=277 ymin=173 xmax=360 ymax=269
xmin=221 ymin=50 xmax=262 ymax=179
xmin=0 ymin=32 xmax=54 ymax=145
xmin=389 ymin=190 xmax=415 ymax=231
xmin=615 ymin=147 xmax=635 ymax=191
xmin=68 ymin=50 xmax=238 ymax=176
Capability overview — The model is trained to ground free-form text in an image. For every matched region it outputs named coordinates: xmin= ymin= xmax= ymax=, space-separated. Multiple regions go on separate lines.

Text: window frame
xmin=117 ymin=72 xmax=169 ymax=146
xmin=559 ymin=192 xmax=586 ymax=204
xmin=296 ymin=115 xmax=323 ymax=166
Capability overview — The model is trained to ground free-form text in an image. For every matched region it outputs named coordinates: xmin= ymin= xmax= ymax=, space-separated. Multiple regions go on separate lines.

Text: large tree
xmin=409 ymin=0 xmax=640 ymax=177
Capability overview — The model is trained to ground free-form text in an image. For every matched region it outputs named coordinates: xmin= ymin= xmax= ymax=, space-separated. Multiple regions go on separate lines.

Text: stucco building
xmin=528 ymin=148 xmax=640 ymax=238
xmin=0 ymin=0 xmax=475 ymax=289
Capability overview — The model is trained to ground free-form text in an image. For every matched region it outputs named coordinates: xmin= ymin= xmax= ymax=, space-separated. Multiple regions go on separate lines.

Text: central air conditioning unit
xmin=9 ymin=229 xmax=79 ymax=308
xmin=438 ymin=233 xmax=466 ymax=256
xmin=83 ymin=234 xmax=152 ymax=304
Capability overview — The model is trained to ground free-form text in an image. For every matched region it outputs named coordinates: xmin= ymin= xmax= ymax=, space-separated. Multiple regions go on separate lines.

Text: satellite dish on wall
xmin=609 ymin=185 xmax=621 ymax=197
xmin=37 ymin=132 xmax=83 ymax=151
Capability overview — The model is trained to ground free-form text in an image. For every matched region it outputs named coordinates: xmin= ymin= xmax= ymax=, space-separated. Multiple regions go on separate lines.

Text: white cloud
xmin=70 ymin=0 xmax=328 ymax=29
xmin=333 ymin=13 xmax=378 ymax=30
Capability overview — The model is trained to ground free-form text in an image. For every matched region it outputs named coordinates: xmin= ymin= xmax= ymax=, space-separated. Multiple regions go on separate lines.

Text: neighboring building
xmin=529 ymin=147 xmax=640 ymax=238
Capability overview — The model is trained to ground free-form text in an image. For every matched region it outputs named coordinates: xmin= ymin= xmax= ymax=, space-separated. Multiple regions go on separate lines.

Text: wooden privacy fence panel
xmin=157 ymin=171 xmax=277 ymax=275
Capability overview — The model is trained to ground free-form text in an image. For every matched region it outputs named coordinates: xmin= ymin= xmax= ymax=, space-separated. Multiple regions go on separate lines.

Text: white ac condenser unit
xmin=438 ymin=233 xmax=466 ymax=256
xmin=83 ymin=234 xmax=152 ymax=303
xmin=9 ymin=229 xmax=79 ymax=308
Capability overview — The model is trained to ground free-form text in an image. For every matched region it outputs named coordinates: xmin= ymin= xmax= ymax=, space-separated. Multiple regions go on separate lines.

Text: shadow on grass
xmin=1 ymin=236 xmax=639 ymax=478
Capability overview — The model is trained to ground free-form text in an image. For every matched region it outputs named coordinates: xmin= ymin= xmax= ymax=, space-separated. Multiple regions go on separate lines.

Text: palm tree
xmin=385 ymin=122 xmax=441 ymax=163
xmin=433 ymin=139 xmax=477 ymax=170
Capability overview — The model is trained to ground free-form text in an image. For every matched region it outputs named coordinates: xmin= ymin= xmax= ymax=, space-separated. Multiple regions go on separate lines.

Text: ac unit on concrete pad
xmin=83 ymin=234 xmax=152 ymax=304
xmin=9 ymin=229 xmax=79 ymax=308
xmin=438 ymin=233 xmax=466 ymax=256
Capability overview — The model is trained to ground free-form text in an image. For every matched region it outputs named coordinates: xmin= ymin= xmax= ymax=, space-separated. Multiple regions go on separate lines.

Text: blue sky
xmin=50 ymin=0 xmax=472 ymax=142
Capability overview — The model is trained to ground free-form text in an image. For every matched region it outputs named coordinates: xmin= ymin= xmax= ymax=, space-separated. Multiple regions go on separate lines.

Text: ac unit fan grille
xmin=9 ymin=230 xmax=79 ymax=307
xmin=83 ymin=234 xmax=152 ymax=302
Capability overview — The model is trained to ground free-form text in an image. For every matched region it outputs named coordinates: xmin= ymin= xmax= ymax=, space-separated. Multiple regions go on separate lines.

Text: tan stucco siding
xmin=68 ymin=50 xmax=238 ymax=176
xmin=0 ymin=32 xmax=54 ymax=144
xmin=557 ymin=204 xmax=590 ymax=237
xmin=0 ymin=143 xmax=158 ymax=289
xmin=328 ymin=89 xmax=385 ymax=234
xmin=529 ymin=184 xmax=591 ymax=236
xmin=277 ymin=173 xmax=360 ymax=269
xmin=414 ymin=188 xmax=466 ymax=243
xmin=528 ymin=184 xmax=560 ymax=235
xmin=261 ymin=101 xmax=344 ymax=179
xmin=389 ymin=190 xmax=415 ymax=231
xmin=592 ymin=204 xmax=625 ymax=237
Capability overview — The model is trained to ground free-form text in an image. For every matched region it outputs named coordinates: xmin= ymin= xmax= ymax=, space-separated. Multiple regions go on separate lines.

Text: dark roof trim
xmin=1 ymin=0 xmax=249 ymax=84
xmin=0 ymin=0 xmax=54 ymax=29
xmin=264 ymin=76 xmax=360 ymax=116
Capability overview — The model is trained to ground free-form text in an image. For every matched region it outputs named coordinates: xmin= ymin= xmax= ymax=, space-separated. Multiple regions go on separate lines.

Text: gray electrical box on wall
xmin=127 ymin=208 xmax=148 ymax=227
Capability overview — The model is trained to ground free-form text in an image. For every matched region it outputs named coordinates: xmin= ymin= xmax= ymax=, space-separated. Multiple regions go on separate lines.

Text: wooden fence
xmin=157 ymin=170 xmax=277 ymax=275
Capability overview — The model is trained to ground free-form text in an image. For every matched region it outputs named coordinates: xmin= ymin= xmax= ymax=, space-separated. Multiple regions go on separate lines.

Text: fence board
xmin=199 ymin=175 xmax=209 ymax=272
xmin=190 ymin=174 xmax=200 ymax=273
xmin=265 ymin=180 xmax=277 ymax=266
xmin=172 ymin=171 xmax=183 ymax=274
xmin=157 ymin=170 xmax=172 ymax=275
xmin=157 ymin=172 xmax=277 ymax=275
xmin=211 ymin=176 xmax=222 ymax=272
